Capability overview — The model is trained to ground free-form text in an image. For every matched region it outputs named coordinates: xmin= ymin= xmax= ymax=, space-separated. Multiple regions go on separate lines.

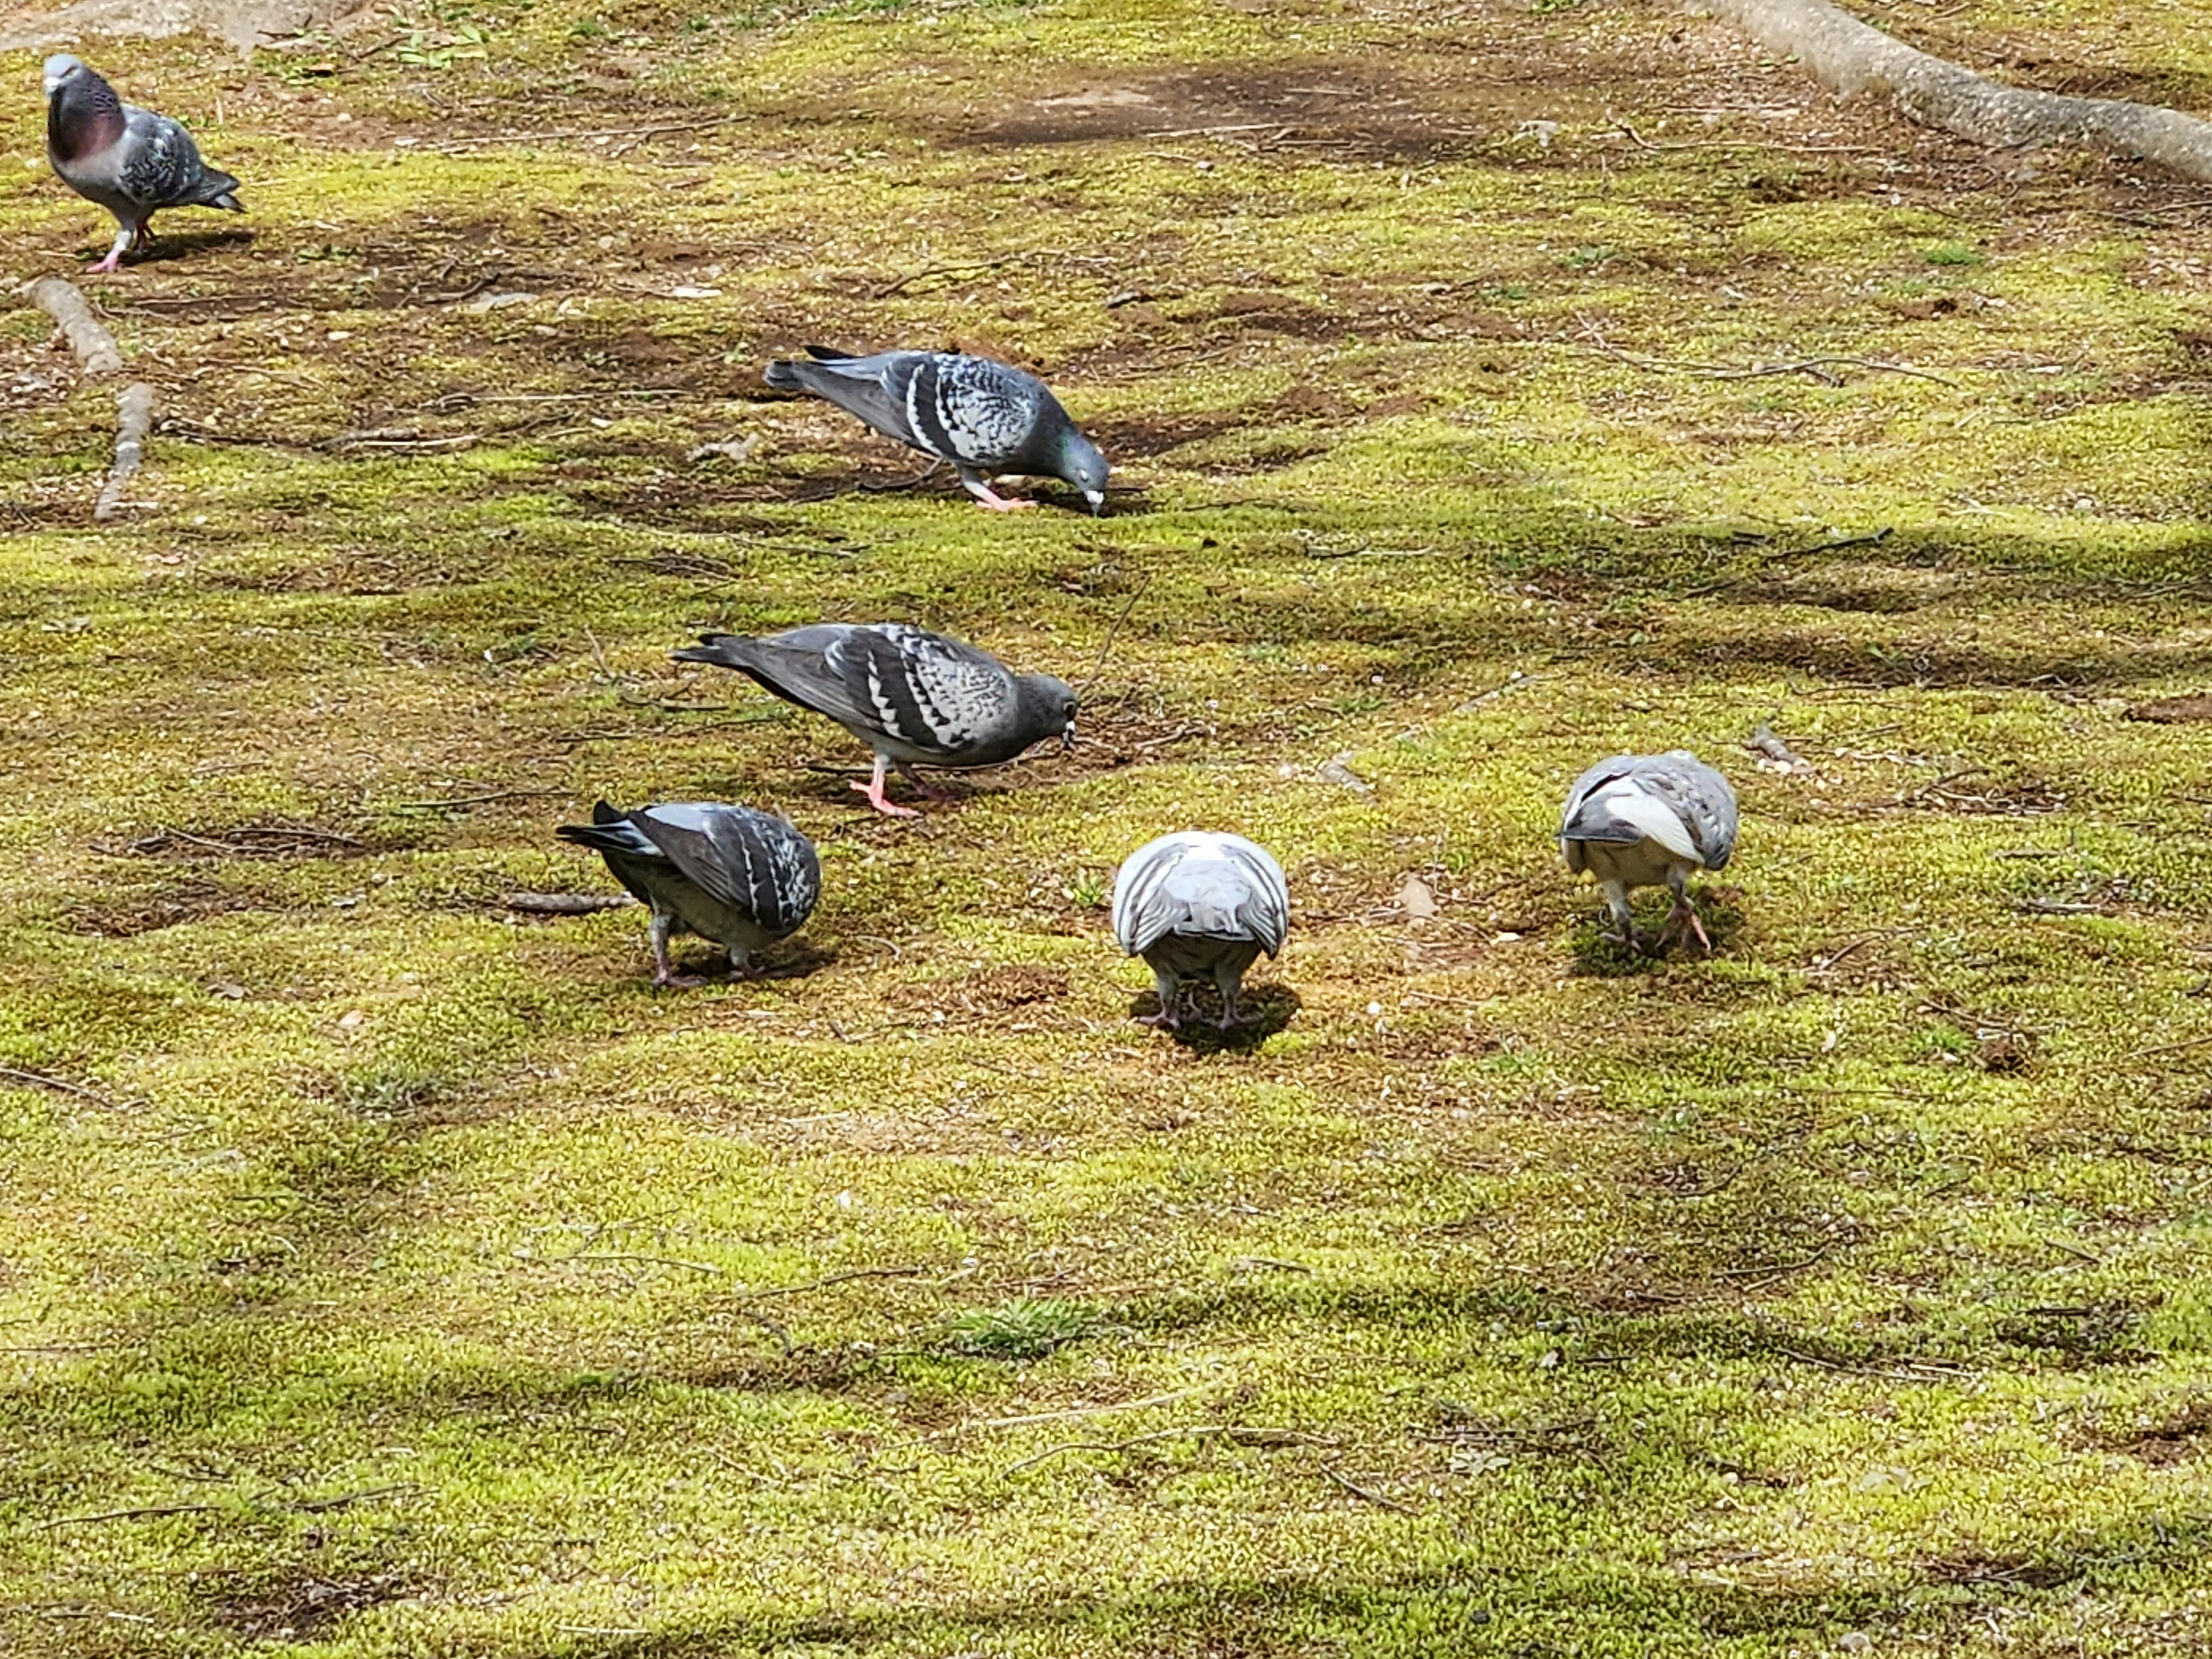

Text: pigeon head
xmin=1055 ymin=428 xmax=1110 ymax=515
xmin=43 ymin=55 xmax=87 ymax=98
xmin=1016 ymin=672 xmax=1081 ymax=751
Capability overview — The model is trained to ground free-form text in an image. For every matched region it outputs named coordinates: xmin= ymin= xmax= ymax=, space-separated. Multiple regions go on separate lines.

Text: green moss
xmin=2 ymin=0 xmax=2211 ymax=1653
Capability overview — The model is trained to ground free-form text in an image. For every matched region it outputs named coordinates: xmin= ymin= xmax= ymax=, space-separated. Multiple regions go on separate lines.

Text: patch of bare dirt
xmin=968 ymin=60 xmax=1599 ymax=161
xmin=2109 ymin=1403 xmax=2212 ymax=1466
xmin=2126 ymin=694 xmax=2212 ymax=723
xmin=207 ymin=1570 xmax=421 ymax=1642
xmin=69 ymin=881 xmax=252 ymax=936
xmin=99 ymin=821 xmax=377 ymax=861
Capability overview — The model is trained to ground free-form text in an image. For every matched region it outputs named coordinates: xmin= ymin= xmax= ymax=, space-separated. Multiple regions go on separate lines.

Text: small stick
xmin=1321 ymin=1463 xmax=1418 ymax=1515
xmin=0 ymin=1065 xmax=127 ymax=1111
xmin=502 ymin=892 xmax=638 ymax=915
xmin=1000 ymin=1424 xmax=1333 ymax=1478
xmin=1078 ymin=573 xmax=1153 ymax=697
xmin=734 ymin=1265 xmax=928 ymax=1301
xmin=37 ymin=1503 xmax=221 ymax=1531
xmin=870 ymin=256 xmax=1019 ymax=300
xmin=931 ymin=1387 xmax=1210 ymax=1438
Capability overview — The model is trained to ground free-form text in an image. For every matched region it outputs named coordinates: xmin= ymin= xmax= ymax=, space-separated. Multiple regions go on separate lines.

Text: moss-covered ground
xmin=1 ymin=0 xmax=2210 ymax=1651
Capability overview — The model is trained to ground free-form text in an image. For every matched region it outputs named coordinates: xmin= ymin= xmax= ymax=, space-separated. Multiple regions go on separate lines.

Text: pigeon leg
xmin=892 ymin=762 xmax=952 ymax=801
xmin=959 ymin=470 xmax=1037 ymax=512
xmin=1597 ymin=880 xmax=1642 ymax=950
xmin=88 ymin=223 xmax=132 ymax=274
xmin=1134 ymin=968 xmax=1185 ymax=1029
xmin=1662 ymin=872 xmax=1713 ymax=955
xmin=649 ymin=913 xmax=706 ymax=989
xmin=1214 ymin=972 xmax=1244 ymax=1032
xmin=851 ymin=753 xmax=923 ymax=819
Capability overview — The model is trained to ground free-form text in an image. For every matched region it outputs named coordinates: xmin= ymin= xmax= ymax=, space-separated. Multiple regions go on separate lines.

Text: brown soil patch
xmin=2112 ymin=1403 xmax=2212 ymax=1466
xmin=2125 ymin=694 xmax=2212 ymax=724
xmin=70 ymin=881 xmax=253 ymax=937
xmin=99 ymin=821 xmax=380 ymax=861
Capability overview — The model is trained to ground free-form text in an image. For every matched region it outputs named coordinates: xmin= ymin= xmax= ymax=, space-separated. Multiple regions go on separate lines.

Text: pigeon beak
xmin=1085 ymin=490 xmax=1106 ymax=517
xmin=1061 ymin=721 xmax=1078 ymax=752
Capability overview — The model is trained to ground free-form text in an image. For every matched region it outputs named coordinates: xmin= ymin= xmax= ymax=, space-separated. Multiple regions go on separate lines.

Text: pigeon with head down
xmin=1111 ymin=831 xmax=1290 ymax=1032
xmin=1559 ymin=750 xmax=1738 ymax=953
xmin=673 ymin=623 xmax=1078 ymax=818
xmin=44 ymin=55 xmax=243 ymax=274
xmin=556 ymin=801 xmax=820 ymax=988
xmin=763 ymin=346 xmax=1109 ymax=514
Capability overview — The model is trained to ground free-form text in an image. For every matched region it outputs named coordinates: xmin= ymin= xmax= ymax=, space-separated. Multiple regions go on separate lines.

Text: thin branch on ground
xmin=871 ymin=256 xmax=1020 ymax=300
xmin=931 ymin=1387 xmax=1211 ymax=1438
xmin=1078 ymin=573 xmax=1154 ymax=697
xmin=502 ymin=892 xmax=638 ymax=915
xmin=37 ymin=1503 xmax=222 ymax=1530
xmin=396 ymin=789 xmax=574 ymax=810
xmin=1574 ymin=316 xmax=1959 ymax=387
xmin=1321 ymin=1461 xmax=1419 ymax=1514
xmin=734 ymin=1266 xmax=929 ymax=1301
xmin=999 ymin=1424 xmax=1336 ymax=1478
xmin=0 ymin=1066 xmax=130 ymax=1111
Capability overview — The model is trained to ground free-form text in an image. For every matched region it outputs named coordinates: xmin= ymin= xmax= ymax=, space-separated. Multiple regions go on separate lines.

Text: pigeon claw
xmin=970 ymin=484 xmax=1037 ymax=512
xmin=850 ymin=779 xmax=923 ymax=819
xmin=653 ymin=969 xmax=709 ymax=990
xmin=87 ymin=249 xmax=124 ymax=274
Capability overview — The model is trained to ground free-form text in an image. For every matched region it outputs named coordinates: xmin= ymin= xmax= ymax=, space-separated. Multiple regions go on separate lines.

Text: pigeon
xmin=1559 ymin=751 xmax=1738 ymax=953
xmin=672 ymin=624 xmax=1078 ymax=819
xmin=1111 ymin=832 xmax=1290 ymax=1032
xmin=555 ymin=801 xmax=820 ymax=987
xmin=763 ymin=346 xmax=1109 ymax=514
xmin=44 ymin=56 xmax=244 ymax=275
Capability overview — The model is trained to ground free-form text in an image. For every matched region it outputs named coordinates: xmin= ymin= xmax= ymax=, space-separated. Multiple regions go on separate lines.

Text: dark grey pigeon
xmin=1111 ymin=831 xmax=1290 ymax=1032
xmin=672 ymin=623 xmax=1077 ymax=818
xmin=556 ymin=801 xmax=820 ymax=987
xmin=1559 ymin=750 xmax=1738 ymax=953
xmin=44 ymin=55 xmax=243 ymax=274
xmin=763 ymin=346 xmax=1109 ymax=514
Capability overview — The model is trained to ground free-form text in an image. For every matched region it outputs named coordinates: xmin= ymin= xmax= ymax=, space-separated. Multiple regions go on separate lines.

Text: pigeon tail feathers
xmin=1562 ymin=783 xmax=1698 ymax=858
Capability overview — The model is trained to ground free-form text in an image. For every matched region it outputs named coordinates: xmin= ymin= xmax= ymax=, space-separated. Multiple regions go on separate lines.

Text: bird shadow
xmin=1127 ymin=982 xmax=1301 ymax=1052
xmin=662 ymin=939 xmax=838 ymax=987
xmin=113 ymin=228 xmax=256 ymax=266
xmin=1566 ymin=889 xmax=1747 ymax=978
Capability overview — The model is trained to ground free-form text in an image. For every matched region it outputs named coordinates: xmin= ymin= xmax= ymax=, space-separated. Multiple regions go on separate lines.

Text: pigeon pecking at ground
xmin=763 ymin=346 xmax=1109 ymax=513
xmin=1559 ymin=751 xmax=1739 ymax=953
xmin=673 ymin=624 xmax=1078 ymax=818
xmin=1111 ymin=832 xmax=1291 ymax=1032
xmin=44 ymin=56 xmax=244 ymax=275
xmin=555 ymin=801 xmax=820 ymax=987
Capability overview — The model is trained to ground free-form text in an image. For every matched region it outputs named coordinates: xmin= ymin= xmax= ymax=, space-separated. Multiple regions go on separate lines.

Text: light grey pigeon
xmin=44 ymin=56 xmax=243 ymax=274
xmin=1111 ymin=831 xmax=1290 ymax=1032
xmin=555 ymin=801 xmax=820 ymax=987
xmin=763 ymin=346 xmax=1109 ymax=514
xmin=1559 ymin=751 xmax=1738 ymax=953
xmin=672 ymin=624 xmax=1077 ymax=818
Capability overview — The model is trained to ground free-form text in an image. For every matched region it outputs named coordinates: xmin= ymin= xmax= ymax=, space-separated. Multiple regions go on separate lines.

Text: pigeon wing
xmin=1113 ymin=834 xmax=1289 ymax=957
xmin=635 ymin=805 xmax=821 ymax=937
xmin=1638 ymin=752 xmax=1739 ymax=870
xmin=117 ymin=107 xmax=207 ymax=207
xmin=828 ymin=624 xmax=1014 ymax=760
xmin=904 ymin=355 xmax=1044 ymax=471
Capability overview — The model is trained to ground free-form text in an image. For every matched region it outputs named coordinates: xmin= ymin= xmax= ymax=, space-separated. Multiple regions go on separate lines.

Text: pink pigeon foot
xmin=971 ymin=486 xmax=1037 ymax=512
xmin=88 ymin=249 xmax=123 ymax=274
xmin=852 ymin=755 xmax=923 ymax=818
